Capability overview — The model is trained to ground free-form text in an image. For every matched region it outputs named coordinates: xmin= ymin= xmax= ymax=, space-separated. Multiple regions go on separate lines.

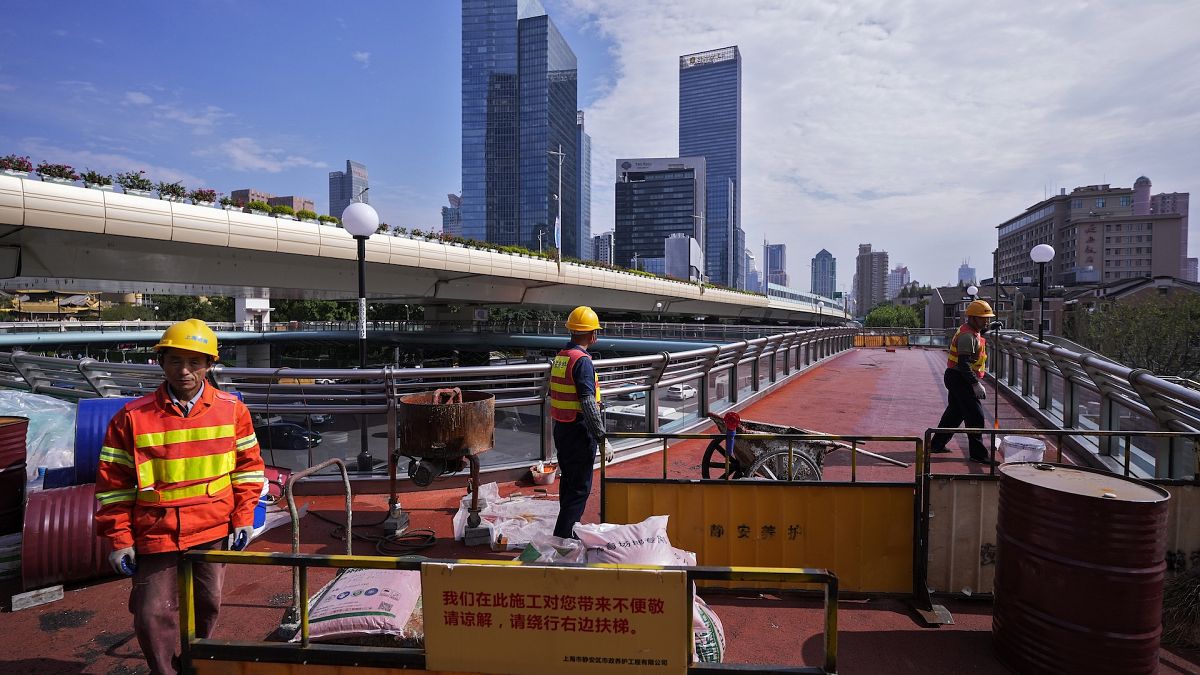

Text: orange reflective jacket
xmin=947 ymin=323 xmax=987 ymax=378
xmin=549 ymin=347 xmax=600 ymax=423
xmin=94 ymin=383 xmax=265 ymax=554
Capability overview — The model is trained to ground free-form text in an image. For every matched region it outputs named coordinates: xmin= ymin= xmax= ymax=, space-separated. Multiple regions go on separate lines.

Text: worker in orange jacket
xmin=95 ymin=319 xmax=265 ymax=675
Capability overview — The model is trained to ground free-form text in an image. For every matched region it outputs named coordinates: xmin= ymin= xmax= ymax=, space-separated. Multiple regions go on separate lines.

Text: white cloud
xmin=352 ymin=51 xmax=371 ymax=68
xmin=124 ymin=91 xmax=152 ymax=106
xmin=154 ymin=103 xmax=232 ymax=134
xmin=565 ymin=0 xmax=1200 ymax=289
xmin=52 ymin=29 xmax=67 ymax=37
xmin=219 ymin=137 xmax=328 ymax=173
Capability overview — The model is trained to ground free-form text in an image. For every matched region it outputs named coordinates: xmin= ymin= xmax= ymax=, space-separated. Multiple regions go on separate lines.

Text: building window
xmin=1147 ymin=223 xmax=1153 ymax=231
xmin=1072 ymin=199 xmax=1083 ymax=209
xmin=1120 ymin=196 xmax=1131 ymax=207
xmin=1096 ymin=198 xmax=1106 ymax=208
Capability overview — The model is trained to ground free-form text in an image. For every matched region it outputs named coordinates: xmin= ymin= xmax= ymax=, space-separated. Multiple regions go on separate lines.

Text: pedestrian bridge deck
xmin=2 ymin=348 xmax=1196 ymax=674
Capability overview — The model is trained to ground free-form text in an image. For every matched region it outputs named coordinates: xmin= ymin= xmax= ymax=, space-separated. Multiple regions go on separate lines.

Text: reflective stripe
xmin=551 ymin=399 xmax=582 ymax=411
xmin=136 ymin=451 xmax=237 ymax=488
xmin=134 ymin=424 xmax=236 ymax=449
xmin=97 ymin=488 xmax=136 ymax=506
xmin=137 ymin=474 xmax=232 ymax=504
xmin=99 ymin=445 xmax=134 ymax=468
xmin=549 ymin=381 xmax=577 ymax=394
xmin=231 ymin=470 xmax=265 ymax=484
xmin=235 ymin=433 xmax=258 ymax=451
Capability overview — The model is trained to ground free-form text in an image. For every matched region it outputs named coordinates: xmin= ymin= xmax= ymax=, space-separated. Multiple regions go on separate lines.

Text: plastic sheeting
xmin=0 ymin=391 xmax=77 ymax=482
xmin=452 ymin=482 xmax=561 ymax=549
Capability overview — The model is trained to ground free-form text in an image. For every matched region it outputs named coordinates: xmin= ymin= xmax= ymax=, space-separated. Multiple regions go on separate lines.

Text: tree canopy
xmin=1067 ymin=293 xmax=1200 ymax=379
xmin=864 ymin=303 xmax=922 ymax=328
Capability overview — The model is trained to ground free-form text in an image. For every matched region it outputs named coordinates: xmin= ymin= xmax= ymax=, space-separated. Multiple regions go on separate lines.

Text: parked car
xmin=665 ymin=384 xmax=697 ymax=400
xmin=615 ymin=389 xmax=648 ymax=401
xmin=254 ymin=422 xmax=322 ymax=451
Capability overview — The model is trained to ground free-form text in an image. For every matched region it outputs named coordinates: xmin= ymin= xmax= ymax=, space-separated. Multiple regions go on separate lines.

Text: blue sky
xmin=3 ymin=1 xmax=1198 ymax=293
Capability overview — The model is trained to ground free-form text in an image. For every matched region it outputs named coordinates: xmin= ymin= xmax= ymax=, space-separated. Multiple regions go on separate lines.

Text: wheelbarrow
xmin=701 ymin=413 xmax=908 ymax=480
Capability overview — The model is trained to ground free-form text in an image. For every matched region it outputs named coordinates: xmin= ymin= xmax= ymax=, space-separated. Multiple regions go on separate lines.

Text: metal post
xmin=356 ymin=235 xmax=372 ymax=472
xmin=1037 ymin=260 xmax=1046 ymax=343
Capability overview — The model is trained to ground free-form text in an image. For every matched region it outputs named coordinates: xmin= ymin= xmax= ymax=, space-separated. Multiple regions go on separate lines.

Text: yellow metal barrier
xmin=180 ymin=551 xmax=839 ymax=675
xmin=853 ymin=334 xmax=908 ymax=348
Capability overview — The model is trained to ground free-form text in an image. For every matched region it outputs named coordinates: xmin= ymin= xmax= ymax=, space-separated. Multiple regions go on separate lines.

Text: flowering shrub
xmin=116 ymin=170 xmax=154 ymax=191
xmin=318 ymin=215 xmax=339 ymax=224
xmin=36 ymin=162 xmax=80 ymax=181
xmin=81 ymin=169 xmax=112 ymax=186
xmin=218 ymin=196 xmax=235 ymax=207
xmin=155 ymin=181 xmax=186 ymax=199
xmin=188 ymin=188 xmax=217 ymax=203
xmin=0 ymin=155 xmax=33 ymax=172
xmin=270 ymin=204 xmax=295 ymax=217
xmin=296 ymin=209 xmax=318 ymax=220
xmin=246 ymin=200 xmax=272 ymax=213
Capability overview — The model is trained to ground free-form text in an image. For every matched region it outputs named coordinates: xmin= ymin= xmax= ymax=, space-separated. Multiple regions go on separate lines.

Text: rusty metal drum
xmin=993 ymin=463 xmax=1170 ymax=675
xmin=21 ymin=483 xmax=113 ymax=589
xmin=397 ymin=389 xmax=495 ymax=459
xmin=0 ymin=416 xmax=29 ymax=536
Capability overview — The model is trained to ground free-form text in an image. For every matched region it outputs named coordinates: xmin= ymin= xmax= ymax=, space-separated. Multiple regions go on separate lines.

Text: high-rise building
xmin=229 ymin=190 xmax=314 ymax=214
xmin=229 ymin=188 xmax=272 ymax=207
xmin=763 ymin=242 xmax=787 ymax=287
xmin=811 ymin=249 xmax=837 ymax=299
xmin=665 ymin=233 xmax=703 ymax=282
xmin=442 ymin=194 xmax=463 ymax=237
xmin=1185 ymin=258 xmax=1198 ymax=283
xmin=855 ymin=244 xmax=889 ymax=312
xmin=591 ymin=231 xmax=614 ymax=265
xmin=744 ymin=248 xmax=761 ymax=293
xmin=887 ymin=265 xmax=910 ymax=300
xmin=997 ymin=177 xmax=1190 ymax=285
xmin=614 ymin=157 xmax=706 ymax=273
xmin=328 ymin=160 xmax=368 ymax=219
xmin=957 ymin=260 xmax=976 ymax=286
xmin=576 ymin=111 xmax=591 ymax=260
xmin=679 ymin=46 xmax=742 ymax=288
xmin=461 ymin=0 xmax=580 ymax=256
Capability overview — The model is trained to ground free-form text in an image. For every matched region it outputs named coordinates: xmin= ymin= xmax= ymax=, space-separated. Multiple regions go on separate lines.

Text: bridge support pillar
xmin=235 ymin=344 xmax=271 ymax=368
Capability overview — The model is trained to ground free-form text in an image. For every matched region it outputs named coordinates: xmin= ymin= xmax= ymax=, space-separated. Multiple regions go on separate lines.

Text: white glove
xmin=108 ymin=547 xmax=136 ymax=576
xmin=972 ymin=382 xmax=987 ymax=400
xmin=604 ymin=440 xmax=615 ymax=464
xmin=227 ymin=525 xmax=254 ymax=551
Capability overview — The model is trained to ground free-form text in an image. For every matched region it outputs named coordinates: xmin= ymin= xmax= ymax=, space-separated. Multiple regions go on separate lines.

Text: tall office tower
xmin=763 ymin=242 xmax=787 ymax=286
xmin=679 ymin=46 xmax=741 ymax=287
xmin=811 ymin=249 xmax=837 ymax=299
xmin=576 ymin=111 xmax=592 ymax=260
xmin=887 ymin=265 xmax=910 ymax=300
xmin=328 ymin=160 xmax=368 ymax=219
xmin=1185 ymin=258 xmax=1198 ymax=282
xmin=855 ymin=244 xmax=889 ymax=312
xmin=442 ymin=194 xmax=463 ymax=237
xmin=957 ymin=260 xmax=976 ymax=286
xmin=591 ymin=231 xmax=614 ymax=265
xmin=614 ymin=157 xmax=706 ymax=273
xmin=1150 ymin=183 xmax=1190 ymax=278
xmin=744 ymin=248 xmax=761 ymax=292
xmin=461 ymin=0 xmax=580 ymax=256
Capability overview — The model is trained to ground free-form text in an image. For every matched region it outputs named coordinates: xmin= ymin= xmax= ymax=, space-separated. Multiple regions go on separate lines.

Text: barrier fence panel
xmin=602 ymin=431 xmax=924 ymax=595
xmin=917 ymin=427 xmax=1200 ymax=608
xmin=179 ymin=550 xmax=839 ymax=675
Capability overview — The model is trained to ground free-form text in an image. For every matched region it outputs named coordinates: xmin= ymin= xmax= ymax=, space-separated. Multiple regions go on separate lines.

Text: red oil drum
xmin=0 ymin=416 xmax=29 ymax=535
xmin=994 ymin=463 xmax=1170 ymax=674
xmin=21 ymin=483 xmax=113 ymax=590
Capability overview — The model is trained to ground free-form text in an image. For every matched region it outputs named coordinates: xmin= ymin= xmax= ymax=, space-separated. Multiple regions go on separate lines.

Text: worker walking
xmin=930 ymin=300 xmax=995 ymax=463
xmin=550 ymin=306 xmax=607 ymax=539
xmin=95 ymin=319 xmax=265 ymax=675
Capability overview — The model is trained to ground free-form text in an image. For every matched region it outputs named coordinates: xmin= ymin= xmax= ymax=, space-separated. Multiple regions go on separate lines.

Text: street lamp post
xmin=548 ymin=144 xmax=565 ymax=271
xmin=817 ymin=300 xmax=824 ymax=328
xmin=967 ymin=284 xmax=978 ymax=299
xmin=342 ymin=199 xmax=380 ymax=472
xmin=1029 ymin=244 xmax=1056 ymax=343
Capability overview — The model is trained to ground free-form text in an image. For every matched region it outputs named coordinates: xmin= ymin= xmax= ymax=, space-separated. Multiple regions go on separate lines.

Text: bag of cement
xmin=294 ymin=568 xmax=424 ymax=647
xmin=0 ymin=390 xmax=76 ymax=481
xmin=521 ymin=532 xmax=586 ymax=563
xmin=693 ymin=596 xmax=726 ymax=663
xmin=575 ymin=516 xmax=677 ymax=565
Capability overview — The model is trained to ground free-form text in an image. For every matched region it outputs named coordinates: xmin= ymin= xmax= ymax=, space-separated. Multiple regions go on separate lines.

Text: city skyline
xmin=2 ymin=2 xmax=1197 ymax=293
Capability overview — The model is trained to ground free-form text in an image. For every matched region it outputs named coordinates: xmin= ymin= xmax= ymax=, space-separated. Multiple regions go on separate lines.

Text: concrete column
xmin=235 ymin=343 xmax=271 ymax=368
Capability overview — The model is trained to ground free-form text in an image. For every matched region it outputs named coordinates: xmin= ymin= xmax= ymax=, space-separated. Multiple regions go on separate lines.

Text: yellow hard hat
xmin=966 ymin=299 xmax=995 ymax=318
xmin=153 ymin=318 xmax=219 ymax=359
xmin=565 ymin=306 xmax=601 ymax=332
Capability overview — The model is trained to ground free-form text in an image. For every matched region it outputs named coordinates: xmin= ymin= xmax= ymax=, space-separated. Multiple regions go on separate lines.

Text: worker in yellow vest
xmin=549 ymin=306 xmax=606 ymax=538
xmin=930 ymin=299 xmax=994 ymax=463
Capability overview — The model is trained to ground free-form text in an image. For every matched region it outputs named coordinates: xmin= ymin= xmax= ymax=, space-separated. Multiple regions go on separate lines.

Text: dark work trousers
xmin=930 ymin=369 xmax=990 ymax=460
xmin=553 ymin=420 xmax=599 ymax=539
xmin=130 ymin=537 xmax=227 ymax=675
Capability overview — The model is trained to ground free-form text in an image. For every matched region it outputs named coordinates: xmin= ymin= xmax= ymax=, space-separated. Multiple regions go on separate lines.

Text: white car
xmin=665 ymin=384 xmax=697 ymax=400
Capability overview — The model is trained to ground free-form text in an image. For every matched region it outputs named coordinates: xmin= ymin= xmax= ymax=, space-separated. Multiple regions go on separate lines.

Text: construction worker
xmin=95 ymin=319 xmax=265 ymax=675
xmin=930 ymin=299 xmax=994 ymax=463
xmin=550 ymin=306 xmax=607 ymax=539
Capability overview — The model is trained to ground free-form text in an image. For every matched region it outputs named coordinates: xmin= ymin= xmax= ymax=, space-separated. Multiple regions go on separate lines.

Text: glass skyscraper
xmin=811 ymin=248 xmax=837 ymax=299
xmin=461 ymin=0 xmax=580 ymax=256
xmin=576 ymin=111 xmax=591 ymax=260
xmin=613 ymin=157 xmax=706 ymax=272
xmin=328 ymin=159 xmax=368 ymax=220
xmin=679 ymin=46 xmax=742 ymax=287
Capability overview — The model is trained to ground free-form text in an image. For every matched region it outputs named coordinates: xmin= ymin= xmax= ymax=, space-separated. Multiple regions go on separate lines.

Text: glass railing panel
xmin=707 ymin=369 xmax=731 ymax=412
xmin=1110 ymin=403 xmax=1158 ymax=477
xmin=1048 ymin=373 xmax=1065 ymax=417
xmin=482 ymin=403 xmax=543 ymax=467
xmin=1073 ymin=383 xmax=1101 ymax=431
xmin=758 ymin=355 xmax=772 ymax=387
xmin=737 ymin=364 xmax=755 ymax=398
xmin=657 ymin=377 xmax=703 ymax=433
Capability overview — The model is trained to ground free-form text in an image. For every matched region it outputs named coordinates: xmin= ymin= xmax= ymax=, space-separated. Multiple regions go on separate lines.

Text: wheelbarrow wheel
xmin=702 ymin=437 xmax=745 ymax=479
xmin=745 ymin=447 xmax=822 ymax=481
